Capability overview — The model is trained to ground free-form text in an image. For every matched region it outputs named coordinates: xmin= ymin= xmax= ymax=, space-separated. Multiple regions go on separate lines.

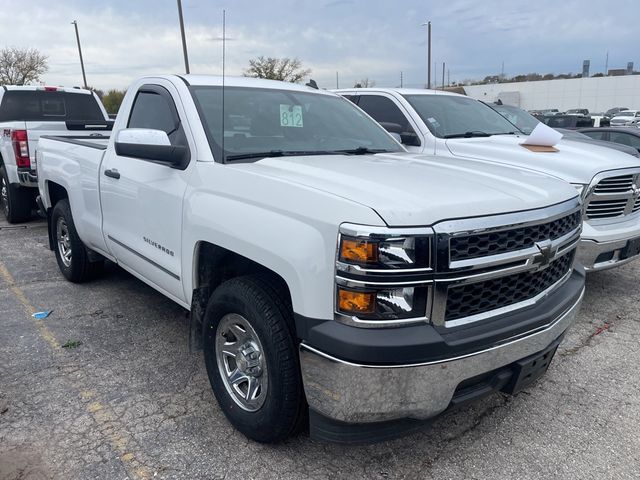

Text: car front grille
xmin=449 ymin=211 xmax=581 ymax=262
xmin=444 ymin=251 xmax=574 ymax=322
xmin=586 ymin=172 xmax=640 ymax=220
xmin=431 ymin=198 xmax=582 ymax=327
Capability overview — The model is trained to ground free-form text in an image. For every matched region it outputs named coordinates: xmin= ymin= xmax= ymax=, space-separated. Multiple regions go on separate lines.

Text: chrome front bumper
xmin=577 ymin=237 xmax=640 ymax=271
xmin=300 ymin=287 xmax=584 ymax=424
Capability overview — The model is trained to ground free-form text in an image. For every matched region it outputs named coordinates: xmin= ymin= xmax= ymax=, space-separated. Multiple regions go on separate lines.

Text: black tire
xmin=203 ymin=275 xmax=306 ymax=443
xmin=51 ymin=199 xmax=103 ymax=283
xmin=0 ymin=165 xmax=32 ymax=223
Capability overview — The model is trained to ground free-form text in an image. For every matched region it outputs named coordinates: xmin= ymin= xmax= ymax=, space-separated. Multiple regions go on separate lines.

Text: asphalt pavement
xmin=1 ymin=215 xmax=639 ymax=479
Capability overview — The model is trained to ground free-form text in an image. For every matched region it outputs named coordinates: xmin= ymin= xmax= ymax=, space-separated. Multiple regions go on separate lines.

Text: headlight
xmin=337 ymin=230 xmax=430 ymax=270
xmin=336 ymin=284 xmax=429 ymax=321
xmin=335 ymin=224 xmax=433 ymax=326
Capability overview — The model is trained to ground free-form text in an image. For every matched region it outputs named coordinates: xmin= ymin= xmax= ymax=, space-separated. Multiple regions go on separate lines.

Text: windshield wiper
xmin=333 ymin=147 xmax=392 ymax=155
xmin=443 ymin=131 xmax=493 ymax=139
xmin=225 ymin=150 xmax=338 ymax=161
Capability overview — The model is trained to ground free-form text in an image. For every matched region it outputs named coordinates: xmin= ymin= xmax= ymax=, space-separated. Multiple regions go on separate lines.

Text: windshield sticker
xmin=427 ymin=117 xmax=440 ymax=128
xmin=280 ymin=104 xmax=303 ymax=128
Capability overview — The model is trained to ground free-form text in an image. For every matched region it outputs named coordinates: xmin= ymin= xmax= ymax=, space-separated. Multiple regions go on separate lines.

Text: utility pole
xmin=400 ymin=71 xmax=403 ymax=88
xmin=421 ymin=21 xmax=432 ymax=89
xmin=176 ymin=0 xmax=190 ymax=74
xmin=336 ymin=71 xmax=339 ymax=89
xmin=71 ymin=21 xmax=87 ymax=89
xmin=500 ymin=61 xmax=504 ymax=81
xmin=442 ymin=62 xmax=445 ymax=90
xmin=605 ymin=51 xmax=609 ymax=75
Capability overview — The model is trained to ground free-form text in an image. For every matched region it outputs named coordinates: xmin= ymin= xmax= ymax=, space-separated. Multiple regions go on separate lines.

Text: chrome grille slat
xmin=586 ymin=171 xmax=640 ymax=220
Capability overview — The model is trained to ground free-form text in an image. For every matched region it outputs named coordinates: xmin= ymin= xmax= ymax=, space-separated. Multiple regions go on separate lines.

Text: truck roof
xmin=1 ymin=85 xmax=94 ymax=95
xmin=147 ymin=74 xmax=337 ymax=96
xmin=333 ymin=87 xmax=463 ymax=98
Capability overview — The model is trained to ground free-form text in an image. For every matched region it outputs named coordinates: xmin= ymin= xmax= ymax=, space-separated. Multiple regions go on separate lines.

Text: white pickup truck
xmin=0 ymin=85 xmax=112 ymax=222
xmin=336 ymin=88 xmax=640 ymax=271
xmin=36 ymin=75 xmax=585 ymax=443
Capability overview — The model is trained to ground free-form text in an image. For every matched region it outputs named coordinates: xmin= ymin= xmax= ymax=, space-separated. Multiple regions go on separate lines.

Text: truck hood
xmin=233 ymin=153 xmax=577 ymax=227
xmin=445 ymin=134 xmax=640 ymax=184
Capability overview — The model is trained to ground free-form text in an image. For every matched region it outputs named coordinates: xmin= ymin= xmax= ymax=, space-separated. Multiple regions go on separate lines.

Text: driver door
xmin=100 ymin=82 xmax=193 ymax=304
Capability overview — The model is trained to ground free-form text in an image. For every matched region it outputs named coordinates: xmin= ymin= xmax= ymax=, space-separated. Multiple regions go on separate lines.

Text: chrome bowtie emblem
xmin=533 ymin=240 xmax=556 ymax=269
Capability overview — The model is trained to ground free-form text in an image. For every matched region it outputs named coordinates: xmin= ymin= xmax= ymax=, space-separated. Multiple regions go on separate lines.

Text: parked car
xmin=578 ymin=127 xmax=640 ymax=154
xmin=556 ymin=129 xmax=639 ymax=157
xmin=36 ymin=75 xmax=585 ymax=444
xmin=610 ymin=110 xmax=640 ymax=127
xmin=336 ymin=88 xmax=640 ymax=271
xmin=566 ymin=108 xmax=589 ymax=116
xmin=605 ymin=107 xmax=629 ymax=118
xmin=586 ymin=114 xmax=611 ymax=127
xmin=488 ymin=104 xmax=637 ymax=156
xmin=0 ymin=86 xmax=112 ymax=223
xmin=539 ymin=114 xmax=594 ymax=129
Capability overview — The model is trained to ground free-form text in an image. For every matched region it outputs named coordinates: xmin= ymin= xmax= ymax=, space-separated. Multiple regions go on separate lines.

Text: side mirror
xmin=389 ymin=132 xmax=402 ymax=143
xmin=400 ymin=132 xmax=421 ymax=147
xmin=379 ymin=122 xmax=403 ymax=134
xmin=115 ymin=128 xmax=189 ymax=169
xmin=379 ymin=122 xmax=421 ymax=147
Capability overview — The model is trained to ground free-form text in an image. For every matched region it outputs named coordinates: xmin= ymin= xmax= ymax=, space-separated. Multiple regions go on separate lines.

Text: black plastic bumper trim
xmin=295 ymin=266 xmax=584 ymax=366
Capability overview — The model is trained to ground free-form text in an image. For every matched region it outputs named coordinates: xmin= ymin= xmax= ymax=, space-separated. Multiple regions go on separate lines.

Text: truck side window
xmin=357 ymin=95 xmax=420 ymax=146
xmin=127 ymin=90 xmax=187 ymax=147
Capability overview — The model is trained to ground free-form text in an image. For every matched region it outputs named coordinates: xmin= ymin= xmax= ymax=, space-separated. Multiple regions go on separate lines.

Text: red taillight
xmin=43 ymin=86 xmax=58 ymax=91
xmin=11 ymin=130 xmax=30 ymax=168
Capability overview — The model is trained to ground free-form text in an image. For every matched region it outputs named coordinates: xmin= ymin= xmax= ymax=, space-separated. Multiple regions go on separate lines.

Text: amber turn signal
xmin=337 ymin=288 xmax=376 ymax=314
xmin=339 ymin=238 xmax=378 ymax=264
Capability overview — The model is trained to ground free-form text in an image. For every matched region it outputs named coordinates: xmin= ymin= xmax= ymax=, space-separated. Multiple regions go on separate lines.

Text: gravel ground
xmin=1 ymin=215 xmax=639 ymax=479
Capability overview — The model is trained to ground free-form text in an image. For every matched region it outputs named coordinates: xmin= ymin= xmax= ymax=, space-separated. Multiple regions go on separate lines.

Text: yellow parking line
xmin=0 ymin=259 xmax=151 ymax=479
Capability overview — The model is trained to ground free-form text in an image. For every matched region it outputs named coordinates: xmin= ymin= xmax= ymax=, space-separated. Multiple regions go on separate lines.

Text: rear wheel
xmin=51 ymin=199 xmax=103 ymax=282
xmin=203 ymin=275 xmax=305 ymax=443
xmin=0 ymin=166 xmax=32 ymax=223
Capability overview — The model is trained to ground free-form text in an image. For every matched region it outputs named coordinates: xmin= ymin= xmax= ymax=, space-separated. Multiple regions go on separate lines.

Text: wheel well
xmin=47 ymin=181 xmax=68 ymax=208
xmin=194 ymin=241 xmax=291 ymax=300
xmin=189 ymin=241 xmax=293 ymax=350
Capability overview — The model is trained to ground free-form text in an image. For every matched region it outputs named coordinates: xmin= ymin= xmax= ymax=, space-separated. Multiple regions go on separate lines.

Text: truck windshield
xmin=190 ymin=86 xmax=403 ymax=162
xmin=402 ymin=94 xmax=520 ymax=138
xmin=490 ymin=104 xmax=541 ymax=135
xmin=0 ymin=91 xmax=105 ymax=122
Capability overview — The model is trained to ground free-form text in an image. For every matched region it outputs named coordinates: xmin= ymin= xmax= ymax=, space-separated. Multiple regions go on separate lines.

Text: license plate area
xmin=501 ymin=339 xmax=560 ymax=395
xmin=620 ymin=237 xmax=640 ymax=260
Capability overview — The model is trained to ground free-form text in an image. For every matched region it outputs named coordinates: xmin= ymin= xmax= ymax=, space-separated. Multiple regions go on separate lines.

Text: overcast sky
xmin=1 ymin=0 xmax=637 ymax=91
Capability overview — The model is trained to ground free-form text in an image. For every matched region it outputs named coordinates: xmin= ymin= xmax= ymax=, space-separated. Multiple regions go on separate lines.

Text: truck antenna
xmin=221 ymin=9 xmax=226 ymax=163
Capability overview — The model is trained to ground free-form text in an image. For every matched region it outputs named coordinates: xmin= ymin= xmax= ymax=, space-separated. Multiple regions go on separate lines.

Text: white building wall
xmin=463 ymin=76 xmax=640 ymax=113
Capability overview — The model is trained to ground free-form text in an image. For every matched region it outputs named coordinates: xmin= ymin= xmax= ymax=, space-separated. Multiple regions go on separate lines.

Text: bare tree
xmin=243 ymin=56 xmax=311 ymax=83
xmin=354 ymin=78 xmax=375 ymax=88
xmin=0 ymin=47 xmax=48 ymax=85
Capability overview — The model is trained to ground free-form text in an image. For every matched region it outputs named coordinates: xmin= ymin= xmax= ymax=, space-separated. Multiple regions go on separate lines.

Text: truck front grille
xmin=444 ymin=251 xmax=574 ymax=322
xmin=450 ymin=211 xmax=581 ymax=262
xmin=431 ymin=198 xmax=582 ymax=327
xmin=586 ymin=172 xmax=640 ymax=220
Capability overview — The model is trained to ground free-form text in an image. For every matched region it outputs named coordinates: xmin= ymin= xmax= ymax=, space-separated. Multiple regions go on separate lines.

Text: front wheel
xmin=203 ymin=275 xmax=306 ymax=443
xmin=51 ymin=199 xmax=103 ymax=283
